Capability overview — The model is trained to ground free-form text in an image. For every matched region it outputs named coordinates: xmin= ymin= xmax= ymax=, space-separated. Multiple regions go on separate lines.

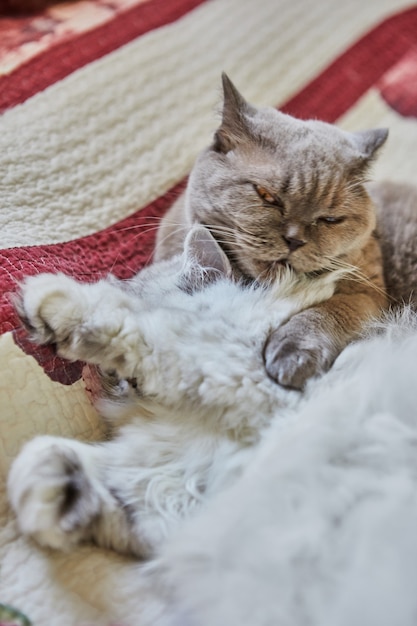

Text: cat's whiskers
xmin=344 ymin=178 xmax=368 ymax=194
xmin=324 ymin=257 xmax=388 ymax=300
xmin=154 ymin=223 xmax=189 ymax=245
xmin=203 ymin=224 xmax=262 ymax=251
xmin=204 ymin=223 xmax=242 ymax=238
xmin=111 ymin=216 xmax=172 ymax=238
xmin=236 ymin=226 xmax=271 ymax=248
xmin=115 ymin=220 xmax=162 ymax=232
xmin=189 ymin=220 xmax=267 ymax=253
xmin=103 ymin=220 xmax=186 ymax=275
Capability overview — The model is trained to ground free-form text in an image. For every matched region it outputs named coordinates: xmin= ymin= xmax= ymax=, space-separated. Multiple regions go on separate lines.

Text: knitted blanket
xmin=0 ymin=0 xmax=416 ymax=624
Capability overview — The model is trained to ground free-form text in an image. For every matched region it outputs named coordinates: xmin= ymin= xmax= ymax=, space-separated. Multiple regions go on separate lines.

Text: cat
xmin=9 ymin=226 xmax=417 ymax=626
xmin=155 ymin=73 xmax=390 ymax=391
xmin=8 ymin=226 xmax=345 ymax=558
xmin=148 ymin=306 xmax=417 ymax=626
xmin=367 ymin=180 xmax=417 ymax=306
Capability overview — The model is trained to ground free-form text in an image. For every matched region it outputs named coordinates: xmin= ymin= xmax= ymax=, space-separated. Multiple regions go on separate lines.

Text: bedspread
xmin=0 ymin=0 xmax=416 ymax=623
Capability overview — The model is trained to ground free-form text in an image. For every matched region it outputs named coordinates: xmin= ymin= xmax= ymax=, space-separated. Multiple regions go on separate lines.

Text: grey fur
xmin=155 ymin=74 xmax=390 ymax=389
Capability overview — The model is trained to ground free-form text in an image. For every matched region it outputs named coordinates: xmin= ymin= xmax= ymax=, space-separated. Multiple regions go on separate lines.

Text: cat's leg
xmin=8 ymin=436 xmax=105 ymax=550
xmin=16 ymin=273 xmax=147 ymax=379
xmin=264 ymin=318 xmax=335 ymax=390
xmin=7 ymin=435 xmax=147 ymax=556
xmin=264 ymin=237 xmax=387 ymax=390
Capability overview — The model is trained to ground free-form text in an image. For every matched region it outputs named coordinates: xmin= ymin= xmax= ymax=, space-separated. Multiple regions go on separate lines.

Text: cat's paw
xmin=8 ymin=436 xmax=101 ymax=551
xmin=17 ymin=273 xmax=140 ymax=373
xmin=16 ymin=273 xmax=90 ymax=347
xmin=264 ymin=325 xmax=333 ymax=390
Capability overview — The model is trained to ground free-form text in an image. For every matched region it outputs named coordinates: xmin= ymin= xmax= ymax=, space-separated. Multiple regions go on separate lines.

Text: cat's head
xmin=186 ymin=74 xmax=388 ymax=281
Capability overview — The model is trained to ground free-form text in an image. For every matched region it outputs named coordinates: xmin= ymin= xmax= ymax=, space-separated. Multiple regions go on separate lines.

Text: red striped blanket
xmin=0 ymin=1 xmax=416 ymax=624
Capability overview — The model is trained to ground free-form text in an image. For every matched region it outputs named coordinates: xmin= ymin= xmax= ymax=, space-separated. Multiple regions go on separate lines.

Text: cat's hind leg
xmin=8 ymin=435 xmax=152 ymax=557
xmin=8 ymin=436 xmax=109 ymax=551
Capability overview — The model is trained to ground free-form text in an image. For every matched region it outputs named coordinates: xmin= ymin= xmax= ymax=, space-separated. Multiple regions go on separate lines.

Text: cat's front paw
xmin=16 ymin=273 xmax=88 ymax=348
xmin=16 ymin=273 xmax=140 ymax=374
xmin=8 ymin=436 xmax=101 ymax=551
xmin=264 ymin=324 xmax=333 ymax=390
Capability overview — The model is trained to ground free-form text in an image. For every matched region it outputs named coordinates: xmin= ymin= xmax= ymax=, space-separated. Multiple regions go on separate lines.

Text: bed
xmin=0 ymin=0 xmax=416 ymax=623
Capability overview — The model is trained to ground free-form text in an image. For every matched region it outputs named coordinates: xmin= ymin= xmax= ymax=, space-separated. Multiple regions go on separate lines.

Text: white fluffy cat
xmin=8 ymin=225 xmax=417 ymax=626
xmin=150 ymin=306 xmax=417 ymax=626
xmin=8 ymin=226 xmax=343 ymax=557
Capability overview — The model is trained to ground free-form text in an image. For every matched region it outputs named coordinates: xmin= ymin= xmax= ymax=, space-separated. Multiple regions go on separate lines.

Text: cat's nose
xmin=282 ymin=235 xmax=306 ymax=252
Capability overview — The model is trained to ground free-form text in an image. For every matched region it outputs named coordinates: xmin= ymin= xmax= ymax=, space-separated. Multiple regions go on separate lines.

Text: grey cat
xmin=155 ymin=74 xmax=417 ymax=389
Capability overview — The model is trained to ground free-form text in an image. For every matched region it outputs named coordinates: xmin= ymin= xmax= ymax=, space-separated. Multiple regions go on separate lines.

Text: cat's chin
xmin=257 ymin=259 xmax=295 ymax=283
xmin=274 ymin=260 xmax=293 ymax=275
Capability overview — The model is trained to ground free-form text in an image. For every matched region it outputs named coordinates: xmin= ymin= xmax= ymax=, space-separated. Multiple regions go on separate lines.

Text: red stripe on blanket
xmin=2 ymin=182 xmax=186 ymax=336
xmin=6 ymin=182 xmax=185 ymax=384
xmin=282 ymin=6 xmax=417 ymax=122
xmin=0 ymin=0 xmax=208 ymax=113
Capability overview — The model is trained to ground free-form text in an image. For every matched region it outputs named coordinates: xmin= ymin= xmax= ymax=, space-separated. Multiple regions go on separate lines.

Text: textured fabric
xmin=0 ymin=0 xmax=417 ymax=624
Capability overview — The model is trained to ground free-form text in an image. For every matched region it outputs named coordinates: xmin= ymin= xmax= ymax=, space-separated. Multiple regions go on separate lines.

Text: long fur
xmin=7 ymin=230 xmax=343 ymax=557
xmin=7 ymin=228 xmax=417 ymax=625
xmin=148 ymin=308 xmax=417 ymax=626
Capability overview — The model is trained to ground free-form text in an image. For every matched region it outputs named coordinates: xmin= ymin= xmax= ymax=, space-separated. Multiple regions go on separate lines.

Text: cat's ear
xmin=212 ymin=73 xmax=256 ymax=153
xmin=181 ymin=226 xmax=232 ymax=291
xmin=351 ymin=128 xmax=389 ymax=161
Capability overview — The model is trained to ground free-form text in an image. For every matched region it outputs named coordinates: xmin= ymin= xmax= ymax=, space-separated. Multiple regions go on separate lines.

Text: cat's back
xmin=367 ymin=181 xmax=417 ymax=307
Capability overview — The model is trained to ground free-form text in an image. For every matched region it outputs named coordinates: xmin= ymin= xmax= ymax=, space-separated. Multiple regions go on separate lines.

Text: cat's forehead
xmin=236 ymin=109 xmax=357 ymax=197
xmin=250 ymin=107 xmax=352 ymax=161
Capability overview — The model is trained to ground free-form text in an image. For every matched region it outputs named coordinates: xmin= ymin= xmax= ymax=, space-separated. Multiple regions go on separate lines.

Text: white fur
xmin=150 ymin=309 xmax=417 ymax=626
xmin=8 ymin=244 xmax=341 ymax=557
xmin=8 ymin=233 xmax=417 ymax=625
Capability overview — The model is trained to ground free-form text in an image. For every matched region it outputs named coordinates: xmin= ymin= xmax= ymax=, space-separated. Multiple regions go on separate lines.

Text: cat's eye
xmin=253 ymin=184 xmax=283 ymax=208
xmin=318 ymin=216 xmax=345 ymax=225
